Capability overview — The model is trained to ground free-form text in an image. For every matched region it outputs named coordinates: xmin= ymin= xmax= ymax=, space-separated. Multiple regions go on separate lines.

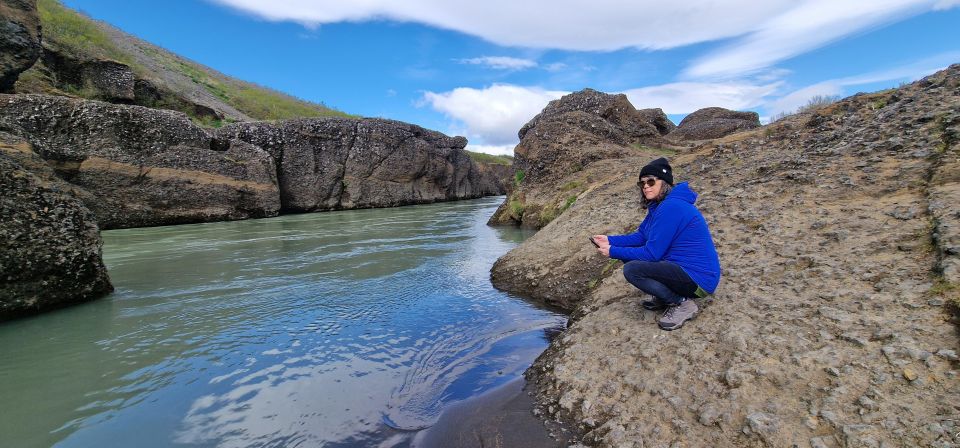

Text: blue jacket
xmin=607 ymin=182 xmax=721 ymax=293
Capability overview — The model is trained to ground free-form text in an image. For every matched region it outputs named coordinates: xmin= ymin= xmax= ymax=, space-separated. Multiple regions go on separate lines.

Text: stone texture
xmin=493 ymin=65 xmax=960 ymax=446
xmin=0 ymin=0 xmax=42 ymax=92
xmin=0 ymin=131 xmax=112 ymax=320
xmin=669 ymin=107 xmax=761 ymax=141
xmin=217 ymin=118 xmax=498 ymax=212
xmin=489 ymin=88 xmax=684 ymax=229
xmin=0 ymin=93 xmax=281 ymax=228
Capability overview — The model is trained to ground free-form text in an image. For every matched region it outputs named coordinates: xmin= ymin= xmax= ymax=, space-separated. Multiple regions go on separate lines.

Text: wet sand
xmin=413 ymin=376 xmax=571 ymax=448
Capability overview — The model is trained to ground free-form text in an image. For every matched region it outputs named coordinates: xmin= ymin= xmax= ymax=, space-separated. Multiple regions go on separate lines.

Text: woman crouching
xmin=592 ymin=157 xmax=721 ymax=331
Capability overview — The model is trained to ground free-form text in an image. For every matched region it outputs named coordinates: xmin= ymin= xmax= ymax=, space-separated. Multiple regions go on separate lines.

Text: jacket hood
xmin=666 ymin=182 xmax=697 ymax=204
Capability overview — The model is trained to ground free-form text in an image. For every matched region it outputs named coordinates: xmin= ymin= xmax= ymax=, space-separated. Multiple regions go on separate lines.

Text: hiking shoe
xmin=642 ymin=298 xmax=668 ymax=311
xmin=658 ymin=299 xmax=699 ymax=331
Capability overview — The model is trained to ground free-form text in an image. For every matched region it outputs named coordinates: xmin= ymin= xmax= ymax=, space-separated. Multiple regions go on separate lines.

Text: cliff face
xmin=488 ymin=88 xmax=682 ymax=229
xmin=492 ymin=66 xmax=960 ymax=446
xmin=11 ymin=0 xmax=349 ymax=123
xmin=0 ymin=94 xmax=282 ymax=229
xmin=0 ymin=131 xmax=112 ymax=319
xmin=217 ymin=118 xmax=494 ymax=212
xmin=0 ymin=0 xmax=42 ymax=92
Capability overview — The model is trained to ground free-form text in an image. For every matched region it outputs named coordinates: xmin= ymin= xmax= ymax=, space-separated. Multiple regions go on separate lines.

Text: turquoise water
xmin=0 ymin=197 xmax=566 ymax=447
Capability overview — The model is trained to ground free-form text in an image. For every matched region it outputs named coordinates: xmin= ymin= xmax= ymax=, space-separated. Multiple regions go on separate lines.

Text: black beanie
xmin=639 ymin=157 xmax=673 ymax=185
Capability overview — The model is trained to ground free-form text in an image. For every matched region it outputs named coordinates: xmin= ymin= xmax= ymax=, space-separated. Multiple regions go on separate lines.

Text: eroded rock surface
xmin=0 ymin=0 xmax=42 ymax=92
xmin=218 ymin=118 xmax=494 ymax=212
xmin=669 ymin=106 xmax=761 ymax=141
xmin=0 ymin=132 xmax=112 ymax=320
xmin=0 ymin=94 xmax=281 ymax=228
xmin=494 ymin=66 xmax=960 ymax=446
xmin=489 ymin=89 xmax=684 ymax=229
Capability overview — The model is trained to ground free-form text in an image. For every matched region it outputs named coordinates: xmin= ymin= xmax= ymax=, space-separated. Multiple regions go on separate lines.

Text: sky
xmin=62 ymin=0 xmax=960 ymax=155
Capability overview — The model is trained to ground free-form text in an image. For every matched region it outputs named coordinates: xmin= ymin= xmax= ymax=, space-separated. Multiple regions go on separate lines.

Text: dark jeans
xmin=622 ymin=261 xmax=698 ymax=305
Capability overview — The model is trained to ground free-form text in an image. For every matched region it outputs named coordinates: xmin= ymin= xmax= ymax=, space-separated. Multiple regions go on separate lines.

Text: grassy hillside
xmin=465 ymin=150 xmax=513 ymax=165
xmin=17 ymin=0 xmax=351 ymax=124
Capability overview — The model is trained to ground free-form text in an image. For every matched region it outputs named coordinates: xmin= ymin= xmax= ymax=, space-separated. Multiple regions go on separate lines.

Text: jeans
xmin=622 ymin=260 xmax=698 ymax=305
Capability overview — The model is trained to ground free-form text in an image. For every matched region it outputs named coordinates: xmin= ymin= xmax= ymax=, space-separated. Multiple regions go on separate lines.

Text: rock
xmin=902 ymin=368 xmax=918 ymax=381
xmin=488 ymin=88 xmax=681 ymax=228
xmin=0 ymin=93 xmax=281 ymax=228
xmin=513 ymin=65 xmax=960 ymax=447
xmin=80 ymin=59 xmax=136 ymax=101
xmin=0 ymin=133 xmax=113 ymax=320
xmin=217 ymin=117 xmax=499 ymax=212
xmin=669 ymin=107 xmax=761 ymax=141
xmin=0 ymin=0 xmax=42 ymax=92
xmin=936 ymin=349 xmax=958 ymax=361
xmin=745 ymin=412 xmax=781 ymax=443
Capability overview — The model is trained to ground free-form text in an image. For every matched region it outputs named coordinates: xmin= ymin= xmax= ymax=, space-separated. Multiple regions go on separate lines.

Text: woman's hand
xmin=597 ymin=244 xmax=610 ymax=257
xmin=591 ymin=235 xmax=609 ymax=246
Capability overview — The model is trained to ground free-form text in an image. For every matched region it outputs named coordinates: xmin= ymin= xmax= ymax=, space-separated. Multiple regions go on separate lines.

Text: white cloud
xmin=458 ymin=56 xmax=537 ymax=70
xmin=543 ymin=62 xmax=568 ymax=72
xmin=212 ymin=1 xmax=957 ymax=79
xmin=622 ymin=81 xmax=782 ymax=115
xmin=421 ymin=84 xmax=567 ymax=145
xmin=466 ymin=143 xmax=516 ymax=156
xmin=685 ymin=0 xmax=944 ymax=78
xmin=208 ymin=0 xmax=796 ymax=50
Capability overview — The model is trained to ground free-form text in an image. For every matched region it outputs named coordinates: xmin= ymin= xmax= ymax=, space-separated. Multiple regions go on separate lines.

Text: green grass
xmin=465 ymin=150 xmax=513 ymax=165
xmin=37 ymin=0 xmax=353 ymax=121
xmin=37 ymin=0 xmax=135 ymax=66
xmin=514 ymin=170 xmax=525 ymax=187
xmin=560 ymin=180 xmax=583 ymax=192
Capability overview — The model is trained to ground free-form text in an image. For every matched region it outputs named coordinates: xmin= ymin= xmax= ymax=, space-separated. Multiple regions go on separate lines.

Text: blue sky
xmin=62 ymin=0 xmax=960 ymax=155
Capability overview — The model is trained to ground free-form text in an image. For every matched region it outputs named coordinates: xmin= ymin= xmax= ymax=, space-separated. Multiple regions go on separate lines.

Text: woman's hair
xmin=640 ymin=180 xmax=672 ymax=209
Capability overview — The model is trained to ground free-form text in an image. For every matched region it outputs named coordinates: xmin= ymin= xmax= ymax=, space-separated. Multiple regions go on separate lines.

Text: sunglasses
xmin=637 ymin=178 xmax=658 ymax=188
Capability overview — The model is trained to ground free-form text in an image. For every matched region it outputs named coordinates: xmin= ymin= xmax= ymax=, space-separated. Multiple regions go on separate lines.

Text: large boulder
xmin=0 ymin=0 xmax=42 ymax=92
xmin=0 ymin=94 xmax=281 ymax=228
xmin=494 ymin=65 xmax=960 ymax=446
xmin=0 ymin=131 xmax=112 ymax=320
xmin=669 ymin=106 xmax=761 ymax=141
xmin=217 ymin=118 xmax=495 ymax=211
xmin=489 ymin=88 xmax=683 ymax=228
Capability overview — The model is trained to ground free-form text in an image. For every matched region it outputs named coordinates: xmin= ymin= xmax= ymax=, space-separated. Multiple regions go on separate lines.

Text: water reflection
xmin=0 ymin=197 xmax=565 ymax=448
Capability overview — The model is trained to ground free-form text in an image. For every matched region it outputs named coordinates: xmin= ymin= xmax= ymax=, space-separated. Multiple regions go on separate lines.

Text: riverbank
xmin=490 ymin=66 xmax=960 ymax=446
xmin=414 ymin=377 xmax=571 ymax=448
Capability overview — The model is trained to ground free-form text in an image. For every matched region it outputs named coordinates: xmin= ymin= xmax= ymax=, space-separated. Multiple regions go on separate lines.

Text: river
xmin=0 ymin=196 xmax=566 ymax=447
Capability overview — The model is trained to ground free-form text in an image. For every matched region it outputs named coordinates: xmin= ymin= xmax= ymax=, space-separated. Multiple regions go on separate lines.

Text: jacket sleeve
xmin=607 ymin=214 xmax=650 ymax=247
xmin=607 ymin=228 xmax=646 ymax=247
xmin=609 ymin=202 xmax=685 ymax=262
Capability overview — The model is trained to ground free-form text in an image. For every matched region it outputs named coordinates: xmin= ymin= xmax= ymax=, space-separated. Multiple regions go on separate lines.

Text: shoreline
xmin=413 ymin=376 xmax=572 ymax=448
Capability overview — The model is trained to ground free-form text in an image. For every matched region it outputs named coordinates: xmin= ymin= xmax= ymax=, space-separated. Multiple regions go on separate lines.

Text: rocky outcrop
xmin=217 ymin=118 xmax=494 ymax=211
xmin=0 ymin=0 xmax=42 ymax=92
xmin=0 ymin=131 xmax=112 ymax=320
xmin=493 ymin=65 xmax=960 ymax=446
xmin=488 ymin=88 xmax=685 ymax=229
xmin=0 ymin=94 xmax=281 ymax=229
xmin=669 ymin=106 xmax=761 ymax=141
xmin=475 ymin=161 xmax=513 ymax=196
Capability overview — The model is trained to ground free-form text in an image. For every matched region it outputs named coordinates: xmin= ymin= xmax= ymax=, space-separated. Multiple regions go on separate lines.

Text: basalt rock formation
xmin=669 ymin=106 xmax=762 ymax=141
xmin=0 ymin=94 xmax=282 ymax=229
xmin=0 ymin=131 xmax=112 ymax=319
xmin=0 ymin=0 xmax=42 ymax=92
xmin=488 ymin=89 xmax=683 ymax=229
xmin=217 ymin=118 xmax=494 ymax=212
xmin=492 ymin=66 xmax=960 ymax=446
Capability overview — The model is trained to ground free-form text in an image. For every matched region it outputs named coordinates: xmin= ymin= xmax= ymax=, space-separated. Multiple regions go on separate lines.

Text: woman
xmin=592 ymin=157 xmax=721 ymax=331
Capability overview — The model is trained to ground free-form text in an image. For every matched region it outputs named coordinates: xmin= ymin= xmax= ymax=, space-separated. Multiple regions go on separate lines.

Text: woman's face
xmin=640 ymin=176 xmax=662 ymax=200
